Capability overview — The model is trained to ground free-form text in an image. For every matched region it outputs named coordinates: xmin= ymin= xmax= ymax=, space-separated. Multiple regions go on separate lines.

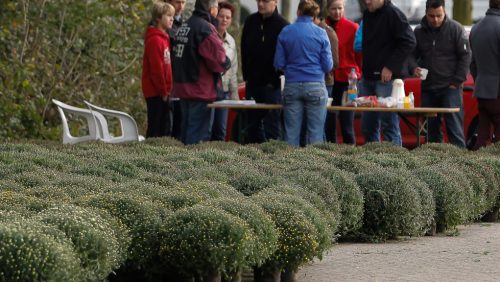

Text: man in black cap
xmin=171 ymin=0 xmax=230 ymax=144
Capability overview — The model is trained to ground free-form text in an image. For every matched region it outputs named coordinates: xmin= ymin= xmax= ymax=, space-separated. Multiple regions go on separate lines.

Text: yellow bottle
xmin=403 ymin=96 xmax=410 ymax=109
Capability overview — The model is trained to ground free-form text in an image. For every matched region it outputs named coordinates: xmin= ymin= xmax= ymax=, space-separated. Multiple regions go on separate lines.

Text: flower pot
xmin=253 ymin=267 xmax=281 ymax=282
xmin=280 ymin=268 xmax=297 ymax=282
xmin=205 ymin=270 xmax=221 ymax=282
xmin=481 ymin=209 xmax=499 ymax=222
xmin=222 ymin=269 xmax=242 ymax=282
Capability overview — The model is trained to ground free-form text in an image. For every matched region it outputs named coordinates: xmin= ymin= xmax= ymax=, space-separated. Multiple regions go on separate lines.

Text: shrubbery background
xmin=0 ymin=0 xmax=160 ymax=140
xmin=0 ymin=140 xmax=498 ymax=280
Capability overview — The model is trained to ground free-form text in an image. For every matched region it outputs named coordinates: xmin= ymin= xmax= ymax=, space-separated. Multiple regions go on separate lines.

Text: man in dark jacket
xmin=171 ymin=0 xmax=229 ymax=145
xmin=241 ymin=0 xmax=288 ymax=144
xmin=168 ymin=0 xmax=187 ymax=141
xmin=470 ymin=0 xmax=500 ymax=149
xmin=410 ymin=0 xmax=470 ymax=148
xmin=360 ymin=0 xmax=416 ymax=146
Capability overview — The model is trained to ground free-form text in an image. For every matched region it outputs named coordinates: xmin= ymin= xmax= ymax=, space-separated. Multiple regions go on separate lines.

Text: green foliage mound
xmin=251 ymin=192 xmax=321 ymax=272
xmin=355 ymin=170 xmax=426 ymax=241
xmin=0 ymin=212 xmax=83 ymax=282
xmin=159 ymin=206 xmax=252 ymax=278
xmin=75 ymin=192 xmax=163 ymax=269
xmin=35 ymin=205 xmax=127 ymax=281
xmin=199 ymin=197 xmax=279 ymax=268
xmin=320 ymin=168 xmax=364 ymax=237
xmin=415 ymin=164 xmax=475 ymax=230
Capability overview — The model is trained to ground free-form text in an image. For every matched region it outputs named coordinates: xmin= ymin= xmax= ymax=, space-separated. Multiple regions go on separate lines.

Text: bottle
xmin=409 ymin=92 xmax=415 ymax=108
xmin=403 ymin=95 xmax=410 ymax=109
xmin=347 ymin=68 xmax=358 ymax=102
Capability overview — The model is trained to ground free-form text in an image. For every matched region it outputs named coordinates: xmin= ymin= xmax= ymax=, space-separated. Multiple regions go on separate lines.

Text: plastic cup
xmin=420 ymin=68 xmax=428 ymax=80
xmin=327 ymin=97 xmax=333 ymax=106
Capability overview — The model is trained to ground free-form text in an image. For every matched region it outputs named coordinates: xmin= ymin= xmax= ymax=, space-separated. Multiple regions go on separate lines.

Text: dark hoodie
xmin=410 ymin=15 xmax=471 ymax=91
xmin=142 ymin=26 xmax=172 ymax=98
xmin=362 ymin=0 xmax=416 ymax=80
xmin=241 ymin=8 xmax=289 ymax=88
xmin=171 ymin=0 xmax=228 ymax=101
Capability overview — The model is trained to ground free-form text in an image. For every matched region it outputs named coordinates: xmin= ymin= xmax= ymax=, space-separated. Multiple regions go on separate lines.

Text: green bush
xmin=355 ymin=170 xmax=425 ymax=241
xmin=358 ymin=152 xmax=408 ymax=170
xmin=0 ymin=191 xmax=50 ymax=215
xmin=415 ymin=164 xmax=474 ymax=230
xmin=227 ymin=162 xmax=281 ymax=196
xmin=250 ymin=193 xmax=319 ymax=272
xmin=267 ymin=183 xmax=337 ymax=234
xmin=35 ymin=205 xmax=127 ymax=281
xmin=329 ymin=154 xmax=381 ymax=174
xmin=278 ymin=170 xmax=341 ymax=235
xmin=320 ymin=167 xmax=364 ymax=237
xmin=361 ymin=141 xmax=409 ymax=154
xmin=0 ymin=211 xmax=83 ymax=282
xmin=75 ymin=192 xmax=163 ymax=270
xmin=256 ymin=191 xmax=334 ymax=258
xmin=254 ymin=140 xmax=292 ymax=155
xmin=199 ymin=197 xmax=279 ymax=268
xmin=159 ymin=206 xmax=252 ymax=278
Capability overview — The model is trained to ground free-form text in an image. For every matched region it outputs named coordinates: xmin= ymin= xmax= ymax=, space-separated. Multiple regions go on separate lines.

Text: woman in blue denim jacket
xmin=274 ymin=0 xmax=334 ymax=146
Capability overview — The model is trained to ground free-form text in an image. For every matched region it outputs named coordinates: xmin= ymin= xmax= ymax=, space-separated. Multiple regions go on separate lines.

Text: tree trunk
xmin=227 ymin=0 xmax=240 ymax=38
xmin=281 ymin=0 xmax=291 ymax=22
xmin=452 ymin=0 xmax=472 ymax=25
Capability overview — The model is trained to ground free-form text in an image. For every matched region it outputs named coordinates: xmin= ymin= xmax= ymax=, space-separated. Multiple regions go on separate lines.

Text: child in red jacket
xmin=142 ymin=1 xmax=175 ymax=138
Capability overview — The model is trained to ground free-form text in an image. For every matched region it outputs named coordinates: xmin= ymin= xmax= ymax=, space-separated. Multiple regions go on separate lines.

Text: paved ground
xmin=296 ymin=222 xmax=500 ymax=282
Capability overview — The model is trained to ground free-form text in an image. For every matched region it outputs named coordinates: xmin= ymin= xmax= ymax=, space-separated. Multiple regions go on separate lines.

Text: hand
xmin=414 ymin=67 xmax=422 ymax=78
xmin=381 ymin=67 xmax=392 ymax=82
xmin=162 ymin=95 xmax=170 ymax=103
xmin=230 ymin=92 xmax=240 ymax=101
xmin=449 ymin=84 xmax=457 ymax=89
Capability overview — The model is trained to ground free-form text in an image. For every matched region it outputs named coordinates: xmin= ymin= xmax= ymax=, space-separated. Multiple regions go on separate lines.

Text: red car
xmin=227 ymin=76 xmax=478 ymax=149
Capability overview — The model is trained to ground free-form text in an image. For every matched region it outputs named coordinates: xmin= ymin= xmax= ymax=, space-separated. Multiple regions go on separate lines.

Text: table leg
xmin=416 ymin=113 xmax=421 ymax=147
xmin=238 ymin=110 xmax=244 ymax=144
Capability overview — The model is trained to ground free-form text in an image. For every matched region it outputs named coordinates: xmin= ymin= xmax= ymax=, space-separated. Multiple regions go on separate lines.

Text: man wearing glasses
xmin=241 ymin=0 xmax=289 ymax=144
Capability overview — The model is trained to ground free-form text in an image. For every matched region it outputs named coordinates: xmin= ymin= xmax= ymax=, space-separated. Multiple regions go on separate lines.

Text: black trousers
xmin=145 ymin=96 xmax=171 ymax=138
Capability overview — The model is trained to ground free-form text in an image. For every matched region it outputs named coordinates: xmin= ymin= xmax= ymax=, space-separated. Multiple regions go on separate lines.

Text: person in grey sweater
xmin=470 ymin=0 xmax=500 ymax=149
xmin=409 ymin=0 xmax=471 ymax=148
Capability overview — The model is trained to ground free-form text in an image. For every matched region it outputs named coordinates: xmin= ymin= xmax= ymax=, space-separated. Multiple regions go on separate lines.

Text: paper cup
xmin=420 ymin=68 xmax=428 ymax=80
xmin=327 ymin=97 xmax=333 ymax=106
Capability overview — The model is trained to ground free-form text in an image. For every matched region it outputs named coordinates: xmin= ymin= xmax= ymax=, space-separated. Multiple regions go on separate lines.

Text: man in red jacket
xmin=141 ymin=2 xmax=175 ymax=138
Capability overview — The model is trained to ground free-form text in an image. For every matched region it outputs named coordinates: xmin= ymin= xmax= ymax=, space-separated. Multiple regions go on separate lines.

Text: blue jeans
xmin=283 ymin=82 xmax=327 ymax=146
xmin=359 ymin=79 xmax=402 ymax=145
xmin=421 ymin=87 xmax=465 ymax=148
xmin=245 ymin=83 xmax=282 ymax=143
xmin=210 ymin=92 xmax=229 ymax=141
xmin=180 ymin=100 xmax=213 ymax=145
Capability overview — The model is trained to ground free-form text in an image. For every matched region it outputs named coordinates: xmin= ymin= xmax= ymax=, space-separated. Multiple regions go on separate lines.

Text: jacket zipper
xmin=261 ymin=24 xmax=264 ymax=42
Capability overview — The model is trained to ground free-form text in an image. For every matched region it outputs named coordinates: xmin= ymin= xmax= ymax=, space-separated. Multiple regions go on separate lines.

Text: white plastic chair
xmin=52 ymin=99 xmax=103 ymax=144
xmin=84 ymin=101 xmax=145 ymax=143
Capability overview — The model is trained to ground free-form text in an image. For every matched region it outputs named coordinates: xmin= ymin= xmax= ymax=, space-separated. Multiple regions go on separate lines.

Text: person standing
xmin=274 ymin=0 xmax=333 ymax=146
xmin=142 ymin=2 xmax=175 ymax=138
xmin=360 ymin=0 xmax=416 ymax=145
xmin=241 ymin=0 xmax=288 ymax=144
xmin=210 ymin=1 xmax=240 ymax=141
xmin=171 ymin=0 xmax=229 ymax=145
xmin=410 ymin=0 xmax=470 ymax=148
xmin=168 ymin=0 xmax=187 ymax=141
xmin=470 ymin=0 xmax=500 ymax=149
xmin=324 ymin=0 xmax=361 ymax=144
